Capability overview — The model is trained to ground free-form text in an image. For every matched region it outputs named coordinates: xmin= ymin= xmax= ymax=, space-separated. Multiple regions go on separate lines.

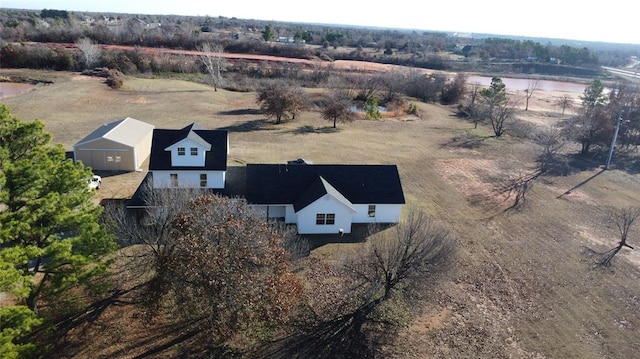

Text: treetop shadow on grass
xmin=40 ymin=274 xmax=217 ymax=358
xmin=285 ymin=125 xmax=340 ymax=135
xmin=144 ymin=89 xmax=209 ymax=94
xmin=218 ymin=108 xmax=263 ymax=116
xmin=35 ymin=284 xmax=141 ymax=355
xmin=556 ymin=169 xmax=605 ymax=199
xmin=558 ymin=150 xmax=640 ymax=175
xmin=607 ymin=151 xmax=640 ymax=174
xmin=217 ymin=118 xmax=277 ymax=132
xmin=440 ymin=133 xmax=490 ymax=149
xmin=554 ymin=150 xmax=640 ymax=198
xmin=302 ymin=223 xmax=393 ymax=250
xmin=254 ymin=315 xmax=377 ymax=359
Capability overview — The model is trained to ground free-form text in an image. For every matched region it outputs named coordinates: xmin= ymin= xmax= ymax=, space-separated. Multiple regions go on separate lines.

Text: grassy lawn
xmin=2 ymin=69 xmax=640 ymax=358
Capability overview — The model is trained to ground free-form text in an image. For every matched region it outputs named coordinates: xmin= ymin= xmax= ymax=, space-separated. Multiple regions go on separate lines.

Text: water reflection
xmin=0 ymin=83 xmax=37 ymax=99
xmin=467 ymin=76 xmax=587 ymax=93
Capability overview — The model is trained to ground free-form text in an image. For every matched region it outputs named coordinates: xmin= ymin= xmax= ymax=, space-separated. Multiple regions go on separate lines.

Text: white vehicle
xmin=88 ymin=175 xmax=102 ymax=190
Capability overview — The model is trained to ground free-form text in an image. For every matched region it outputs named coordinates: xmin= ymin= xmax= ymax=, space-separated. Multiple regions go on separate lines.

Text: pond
xmin=467 ymin=76 xmax=588 ymax=94
xmin=350 ymin=105 xmax=387 ymax=113
xmin=0 ymin=82 xmax=37 ymax=99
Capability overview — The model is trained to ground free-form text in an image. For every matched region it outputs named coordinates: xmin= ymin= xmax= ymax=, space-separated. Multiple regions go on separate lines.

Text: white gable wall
xmin=296 ymin=194 xmax=354 ymax=234
xmin=152 ymin=170 xmax=225 ymax=189
xmin=165 ymin=138 xmax=209 ymax=167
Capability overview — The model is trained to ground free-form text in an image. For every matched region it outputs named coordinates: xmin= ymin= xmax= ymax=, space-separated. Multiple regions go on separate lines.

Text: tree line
xmin=0 ymin=7 xmax=621 ymax=73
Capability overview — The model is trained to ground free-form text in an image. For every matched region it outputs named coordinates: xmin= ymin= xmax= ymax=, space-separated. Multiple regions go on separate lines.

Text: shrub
xmin=408 ymin=103 xmax=418 ymax=114
xmin=364 ymin=96 xmax=382 ymax=120
xmin=105 ymin=69 xmax=124 ymax=89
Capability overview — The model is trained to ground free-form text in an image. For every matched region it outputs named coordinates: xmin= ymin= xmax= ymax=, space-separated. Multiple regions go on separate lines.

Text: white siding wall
xmin=166 ymin=139 xmax=208 ymax=167
xmin=351 ymin=204 xmax=403 ymax=223
xmin=135 ymin=130 xmax=154 ymax=170
xmin=252 ymin=205 xmax=285 ymax=218
xmin=296 ymin=195 xmax=354 ymax=234
xmin=152 ymin=170 xmax=225 ymax=189
xmin=251 ymin=205 xmax=296 ymax=222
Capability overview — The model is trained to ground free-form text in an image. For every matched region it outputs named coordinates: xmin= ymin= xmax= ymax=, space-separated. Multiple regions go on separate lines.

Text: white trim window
xmin=316 ymin=213 xmax=336 ymax=225
xmin=200 ymin=173 xmax=207 ymax=187
xmin=368 ymin=205 xmax=376 ymax=217
xmin=190 ymin=147 xmax=198 ymax=156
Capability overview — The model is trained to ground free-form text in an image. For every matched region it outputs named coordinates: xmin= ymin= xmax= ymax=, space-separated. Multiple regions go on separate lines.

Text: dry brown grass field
xmin=2 ymin=68 xmax=640 ymax=358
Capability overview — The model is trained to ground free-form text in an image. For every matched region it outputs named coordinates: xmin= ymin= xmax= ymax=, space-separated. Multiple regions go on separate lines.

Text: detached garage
xmin=73 ymin=117 xmax=155 ymax=172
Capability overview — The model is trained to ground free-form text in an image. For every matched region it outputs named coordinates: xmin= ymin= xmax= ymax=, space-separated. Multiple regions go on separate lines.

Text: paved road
xmin=602 ymin=66 xmax=640 ymax=79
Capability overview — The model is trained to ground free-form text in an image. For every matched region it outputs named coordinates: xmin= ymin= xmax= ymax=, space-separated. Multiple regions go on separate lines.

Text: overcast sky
xmin=3 ymin=0 xmax=639 ymax=45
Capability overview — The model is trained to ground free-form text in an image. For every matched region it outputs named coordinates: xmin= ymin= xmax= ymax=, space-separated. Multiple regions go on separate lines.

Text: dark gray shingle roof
xmin=245 ymin=164 xmax=405 ymax=210
xmin=149 ymin=123 xmax=227 ymax=171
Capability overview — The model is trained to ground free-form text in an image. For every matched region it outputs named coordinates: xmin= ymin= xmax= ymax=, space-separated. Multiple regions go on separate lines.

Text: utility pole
xmin=605 ymin=115 xmax=623 ymax=170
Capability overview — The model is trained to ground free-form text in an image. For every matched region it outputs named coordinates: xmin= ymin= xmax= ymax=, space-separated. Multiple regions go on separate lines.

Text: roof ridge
xmin=319 ymin=176 xmax=356 ymax=211
xmin=102 ymin=117 xmax=129 ymax=139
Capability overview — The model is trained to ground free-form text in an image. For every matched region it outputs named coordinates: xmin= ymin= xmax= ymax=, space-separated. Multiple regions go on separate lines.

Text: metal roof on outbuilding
xmin=74 ymin=117 xmax=155 ymax=148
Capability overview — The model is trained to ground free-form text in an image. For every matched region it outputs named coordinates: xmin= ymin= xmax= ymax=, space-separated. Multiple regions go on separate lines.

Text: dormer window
xmin=163 ymin=126 xmax=215 ymax=168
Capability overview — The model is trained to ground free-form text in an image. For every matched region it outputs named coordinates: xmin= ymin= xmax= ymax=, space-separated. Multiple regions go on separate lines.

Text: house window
xmin=316 ymin=213 xmax=336 ymax=225
xmin=177 ymin=147 xmax=185 ymax=156
xmin=368 ymin=205 xmax=376 ymax=217
xmin=170 ymin=173 xmax=178 ymax=187
xmin=106 ymin=156 xmax=114 ymax=162
xmin=200 ymin=173 xmax=207 ymax=187
xmin=190 ymin=147 xmax=198 ymax=156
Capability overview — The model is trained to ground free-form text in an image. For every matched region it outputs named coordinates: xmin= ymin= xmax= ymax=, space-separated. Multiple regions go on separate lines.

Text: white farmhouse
xmin=148 ymin=123 xmax=229 ymax=189
xmin=245 ymin=163 xmax=405 ymax=234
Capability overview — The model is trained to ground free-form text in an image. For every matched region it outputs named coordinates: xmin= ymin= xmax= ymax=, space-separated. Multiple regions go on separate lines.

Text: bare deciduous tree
xmin=167 ymin=195 xmax=303 ymax=343
xmin=321 ymin=92 xmax=356 ymax=128
xmin=405 ymin=70 xmax=447 ymax=103
xmin=75 ymin=37 xmax=101 ymax=70
xmin=597 ymin=206 xmax=640 ymax=267
xmin=256 ymin=81 xmax=308 ymax=124
xmin=348 ymin=73 xmax=381 ymax=102
xmin=469 ymin=82 xmax=482 ymax=107
xmin=103 ymin=183 xmax=205 ymax=306
xmin=104 ymin=182 xmax=198 ymax=259
xmin=459 ymin=82 xmax=485 ymax=128
xmin=524 ymin=79 xmax=539 ymax=111
xmin=378 ymin=70 xmax=407 ymax=103
xmin=441 ymin=72 xmax=468 ymax=105
xmin=535 ymin=126 xmax=568 ymax=174
xmin=478 ymin=77 xmax=517 ymax=137
xmin=496 ymin=126 xmax=567 ymax=211
xmin=270 ymin=209 xmax=455 ymax=358
xmin=562 ymin=106 xmax=612 ymax=154
xmin=105 ymin=190 xmax=304 ymax=345
xmin=198 ymin=42 xmax=226 ymax=91
xmin=555 ymin=95 xmax=574 ymax=115
xmin=496 ymin=170 xmax=542 ymax=211
xmin=488 ymin=97 xmax=518 ymax=137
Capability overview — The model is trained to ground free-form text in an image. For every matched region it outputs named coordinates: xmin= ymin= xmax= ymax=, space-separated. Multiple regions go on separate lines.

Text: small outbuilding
xmin=73 ymin=117 xmax=155 ymax=172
